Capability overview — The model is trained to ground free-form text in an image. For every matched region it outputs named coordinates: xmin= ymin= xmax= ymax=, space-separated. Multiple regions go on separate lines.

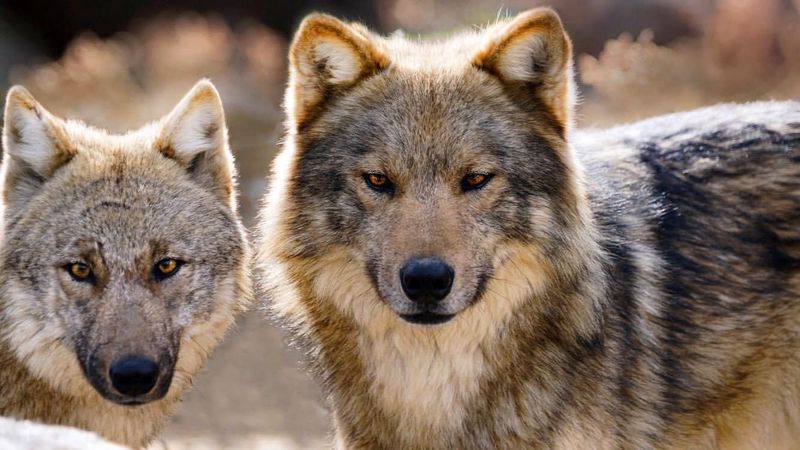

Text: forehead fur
xmin=341 ymin=13 xmax=550 ymax=74
xmin=377 ymin=26 xmax=499 ymax=72
xmin=0 ymin=117 xmax=201 ymax=220
xmin=50 ymin=119 xmax=164 ymax=157
xmin=10 ymin=128 xmax=229 ymax=223
xmin=298 ymin=56 xmax=565 ymax=176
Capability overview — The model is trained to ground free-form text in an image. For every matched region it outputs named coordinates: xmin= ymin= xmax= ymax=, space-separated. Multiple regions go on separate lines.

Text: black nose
xmin=109 ymin=357 xmax=159 ymax=397
xmin=400 ymin=257 xmax=455 ymax=303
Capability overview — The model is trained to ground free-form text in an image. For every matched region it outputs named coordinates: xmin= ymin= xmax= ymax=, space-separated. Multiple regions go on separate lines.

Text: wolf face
xmin=274 ymin=9 xmax=584 ymax=325
xmin=0 ymin=81 xmax=250 ymax=407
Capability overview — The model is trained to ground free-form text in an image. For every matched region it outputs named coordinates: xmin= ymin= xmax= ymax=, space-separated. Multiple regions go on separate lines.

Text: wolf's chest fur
xmin=312 ymin=244 xmax=556 ymax=440
xmin=312 ymin=250 xmax=488 ymax=432
xmin=359 ymin=320 xmax=488 ymax=434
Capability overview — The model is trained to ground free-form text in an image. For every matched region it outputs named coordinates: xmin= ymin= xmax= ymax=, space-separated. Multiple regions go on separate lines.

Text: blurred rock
xmin=0 ymin=417 xmax=126 ymax=450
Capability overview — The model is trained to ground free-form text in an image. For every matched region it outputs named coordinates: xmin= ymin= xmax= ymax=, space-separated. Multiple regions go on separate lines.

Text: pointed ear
xmin=287 ymin=14 xmax=389 ymax=130
xmin=473 ymin=8 xmax=574 ymax=135
xmin=2 ymin=86 xmax=75 ymax=212
xmin=156 ymin=80 xmax=237 ymax=209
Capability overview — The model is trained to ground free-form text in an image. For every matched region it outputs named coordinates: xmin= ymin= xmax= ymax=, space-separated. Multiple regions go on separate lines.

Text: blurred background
xmin=0 ymin=0 xmax=798 ymax=448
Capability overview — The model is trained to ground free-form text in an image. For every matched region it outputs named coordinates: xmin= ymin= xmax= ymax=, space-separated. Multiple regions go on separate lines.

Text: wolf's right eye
xmin=66 ymin=263 xmax=93 ymax=282
xmin=153 ymin=258 xmax=184 ymax=281
xmin=363 ymin=173 xmax=395 ymax=194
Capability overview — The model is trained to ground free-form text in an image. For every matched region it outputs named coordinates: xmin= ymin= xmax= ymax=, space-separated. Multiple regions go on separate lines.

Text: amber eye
xmin=363 ymin=173 xmax=395 ymax=193
xmin=154 ymin=258 xmax=183 ymax=281
xmin=67 ymin=262 xmax=93 ymax=282
xmin=461 ymin=173 xmax=493 ymax=191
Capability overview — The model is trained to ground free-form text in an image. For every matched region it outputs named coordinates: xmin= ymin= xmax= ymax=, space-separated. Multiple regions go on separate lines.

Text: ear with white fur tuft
xmin=2 ymin=86 xmax=74 ymax=212
xmin=287 ymin=14 xmax=389 ymax=130
xmin=157 ymin=80 xmax=238 ymax=209
xmin=473 ymin=8 xmax=574 ymax=136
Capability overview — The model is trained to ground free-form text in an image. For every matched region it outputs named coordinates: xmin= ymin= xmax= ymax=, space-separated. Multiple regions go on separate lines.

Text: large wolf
xmin=257 ymin=7 xmax=800 ymax=449
xmin=0 ymin=81 xmax=252 ymax=447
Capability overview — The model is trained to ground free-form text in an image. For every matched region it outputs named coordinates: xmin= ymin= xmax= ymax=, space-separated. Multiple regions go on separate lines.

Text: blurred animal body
xmin=258 ymin=7 xmax=800 ymax=450
xmin=0 ymin=80 xmax=252 ymax=447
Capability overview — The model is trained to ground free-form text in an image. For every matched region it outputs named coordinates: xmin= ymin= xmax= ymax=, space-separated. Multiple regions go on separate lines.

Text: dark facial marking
xmin=399 ymin=312 xmax=455 ymax=325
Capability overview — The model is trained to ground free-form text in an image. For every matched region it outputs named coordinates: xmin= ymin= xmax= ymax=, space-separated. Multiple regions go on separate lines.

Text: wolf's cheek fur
xmin=171 ymin=275 xmax=240 ymax=394
xmin=1 ymin=279 xmax=96 ymax=398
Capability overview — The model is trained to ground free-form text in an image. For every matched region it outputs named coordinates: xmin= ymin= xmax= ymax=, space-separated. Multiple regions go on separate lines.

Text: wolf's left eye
xmin=461 ymin=173 xmax=493 ymax=191
xmin=153 ymin=258 xmax=184 ymax=281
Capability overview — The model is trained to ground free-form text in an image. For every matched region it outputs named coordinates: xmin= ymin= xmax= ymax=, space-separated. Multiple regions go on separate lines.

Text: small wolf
xmin=257 ymin=7 xmax=800 ymax=449
xmin=0 ymin=80 xmax=251 ymax=447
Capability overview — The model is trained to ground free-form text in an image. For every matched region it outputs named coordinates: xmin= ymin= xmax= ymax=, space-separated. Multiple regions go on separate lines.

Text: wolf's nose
xmin=109 ymin=357 xmax=159 ymax=397
xmin=400 ymin=257 xmax=454 ymax=303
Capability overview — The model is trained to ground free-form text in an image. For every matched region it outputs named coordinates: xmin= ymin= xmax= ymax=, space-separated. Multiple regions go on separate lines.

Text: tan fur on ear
xmin=2 ymin=86 xmax=74 ymax=177
xmin=156 ymin=79 xmax=237 ymax=209
xmin=2 ymin=86 xmax=76 ymax=212
xmin=157 ymin=79 xmax=226 ymax=163
xmin=287 ymin=14 xmax=389 ymax=130
xmin=473 ymin=8 xmax=574 ymax=134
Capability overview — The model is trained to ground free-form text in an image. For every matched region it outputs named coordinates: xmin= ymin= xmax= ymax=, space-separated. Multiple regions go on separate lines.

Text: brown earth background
xmin=0 ymin=0 xmax=798 ymax=448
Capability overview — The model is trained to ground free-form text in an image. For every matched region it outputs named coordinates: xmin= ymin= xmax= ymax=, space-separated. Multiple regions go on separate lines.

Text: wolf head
xmin=263 ymin=8 xmax=597 ymax=329
xmin=0 ymin=81 xmax=250 ymax=406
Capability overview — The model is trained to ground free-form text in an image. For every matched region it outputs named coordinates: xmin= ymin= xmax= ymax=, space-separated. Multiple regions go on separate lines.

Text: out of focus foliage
xmin=579 ymin=0 xmax=800 ymax=125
